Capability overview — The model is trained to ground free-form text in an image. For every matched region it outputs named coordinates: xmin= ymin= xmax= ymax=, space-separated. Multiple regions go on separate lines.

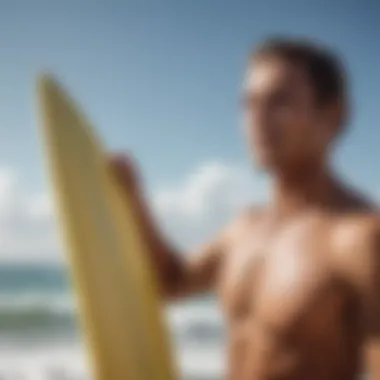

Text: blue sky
xmin=0 ymin=0 xmax=379 ymax=191
xmin=0 ymin=1 xmax=380 ymax=262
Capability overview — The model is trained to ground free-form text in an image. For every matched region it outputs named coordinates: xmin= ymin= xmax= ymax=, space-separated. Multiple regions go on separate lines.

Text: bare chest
xmin=218 ymin=219 xmax=346 ymax=336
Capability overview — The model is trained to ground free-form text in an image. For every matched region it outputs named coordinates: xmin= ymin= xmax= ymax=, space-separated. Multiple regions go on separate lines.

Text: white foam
xmin=177 ymin=345 xmax=225 ymax=379
xmin=0 ymin=341 xmax=224 ymax=380
xmin=166 ymin=300 xmax=224 ymax=330
xmin=0 ymin=343 xmax=89 ymax=380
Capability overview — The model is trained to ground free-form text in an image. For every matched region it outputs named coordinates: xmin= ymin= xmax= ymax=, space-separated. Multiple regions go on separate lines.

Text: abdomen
xmin=226 ymin=319 xmax=302 ymax=380
xmin=226 ymin=317 xmax=359 ymax=380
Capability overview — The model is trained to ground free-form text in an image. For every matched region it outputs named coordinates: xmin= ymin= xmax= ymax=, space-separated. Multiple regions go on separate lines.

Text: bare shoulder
xmin=331 ymin=202 xmax=380 ymax=289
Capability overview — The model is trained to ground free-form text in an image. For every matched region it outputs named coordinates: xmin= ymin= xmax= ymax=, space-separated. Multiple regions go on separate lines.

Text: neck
xmin=270 ymin=159 xmax=338 ymax=218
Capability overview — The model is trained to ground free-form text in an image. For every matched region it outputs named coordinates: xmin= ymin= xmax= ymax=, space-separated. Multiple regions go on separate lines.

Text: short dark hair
xmin=251 ymin=37 xmax=349 ymax=131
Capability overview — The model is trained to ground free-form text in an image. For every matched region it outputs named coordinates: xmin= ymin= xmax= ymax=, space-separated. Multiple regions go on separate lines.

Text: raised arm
xmin=110 ymin=154 xmax=227 ymax=299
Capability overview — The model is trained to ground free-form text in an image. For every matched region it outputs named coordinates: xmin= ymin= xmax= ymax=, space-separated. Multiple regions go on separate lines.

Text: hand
xmin=109 ymin=152 xmax=142 ymax=195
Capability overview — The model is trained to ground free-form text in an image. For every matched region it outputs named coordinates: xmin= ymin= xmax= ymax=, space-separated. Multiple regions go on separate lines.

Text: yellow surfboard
xmin=37 ymin=75 xmax=177 ymax=380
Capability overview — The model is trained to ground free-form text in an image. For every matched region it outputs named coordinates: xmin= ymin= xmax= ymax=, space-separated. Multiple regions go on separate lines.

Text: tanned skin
xmin=110 ymin=55 xmax=380 ymax=379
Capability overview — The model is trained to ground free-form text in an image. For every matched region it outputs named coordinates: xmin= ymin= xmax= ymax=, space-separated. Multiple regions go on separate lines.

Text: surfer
xmin=111 ymin=37 xmax=380 ymax=380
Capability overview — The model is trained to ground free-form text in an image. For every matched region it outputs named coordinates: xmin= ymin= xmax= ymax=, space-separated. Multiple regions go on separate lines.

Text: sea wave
xmin=0 ymin=293 xmax=75 ymax=312
xmin=0 ymin=292 xmax=225 ymax=346
xmin=0 ymin=265 xmax=68 ymax=294
xmin=0 ymin=294 xmax=77 ymax=336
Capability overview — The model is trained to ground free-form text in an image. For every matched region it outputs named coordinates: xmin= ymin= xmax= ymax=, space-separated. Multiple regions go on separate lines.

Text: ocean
xmin=0 ymin=264 xmax=226 ymax=380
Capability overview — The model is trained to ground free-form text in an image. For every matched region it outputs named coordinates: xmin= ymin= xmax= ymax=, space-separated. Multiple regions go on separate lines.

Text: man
xmin=111 ymin=38 xmax=380 ymax=379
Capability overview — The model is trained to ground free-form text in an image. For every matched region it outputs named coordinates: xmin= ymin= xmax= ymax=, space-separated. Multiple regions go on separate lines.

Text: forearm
xmin=109 ymin=154 xmax=195 ymax=297
xmin=128 ymin=189 xmax=219 ymax=299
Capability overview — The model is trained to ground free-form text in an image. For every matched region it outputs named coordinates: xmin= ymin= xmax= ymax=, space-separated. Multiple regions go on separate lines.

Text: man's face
xmin=242 ymin=58 xmax=332 ymax=172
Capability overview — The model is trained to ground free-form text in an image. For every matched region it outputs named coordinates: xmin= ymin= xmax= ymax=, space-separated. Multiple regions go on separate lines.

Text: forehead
xmin=243 ymin=58 xmax=312 ymax=97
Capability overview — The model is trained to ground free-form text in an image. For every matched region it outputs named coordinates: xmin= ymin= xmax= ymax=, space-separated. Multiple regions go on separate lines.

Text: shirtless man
xmin=111 ymin=38 xmax=380 ymax=379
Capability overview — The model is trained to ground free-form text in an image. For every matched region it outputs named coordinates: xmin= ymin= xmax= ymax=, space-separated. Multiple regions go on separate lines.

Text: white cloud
xmin=0 ymin=168 xmax=57 ymax=263
xmin=152 ymin=161 xmax=268 ymax=250
xmin=0 ymin=161 xmax=268 ymax=263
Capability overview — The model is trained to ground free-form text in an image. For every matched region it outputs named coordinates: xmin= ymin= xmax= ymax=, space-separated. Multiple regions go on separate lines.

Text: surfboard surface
xmin=37 ymin=75 xmax=176 ymax=380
